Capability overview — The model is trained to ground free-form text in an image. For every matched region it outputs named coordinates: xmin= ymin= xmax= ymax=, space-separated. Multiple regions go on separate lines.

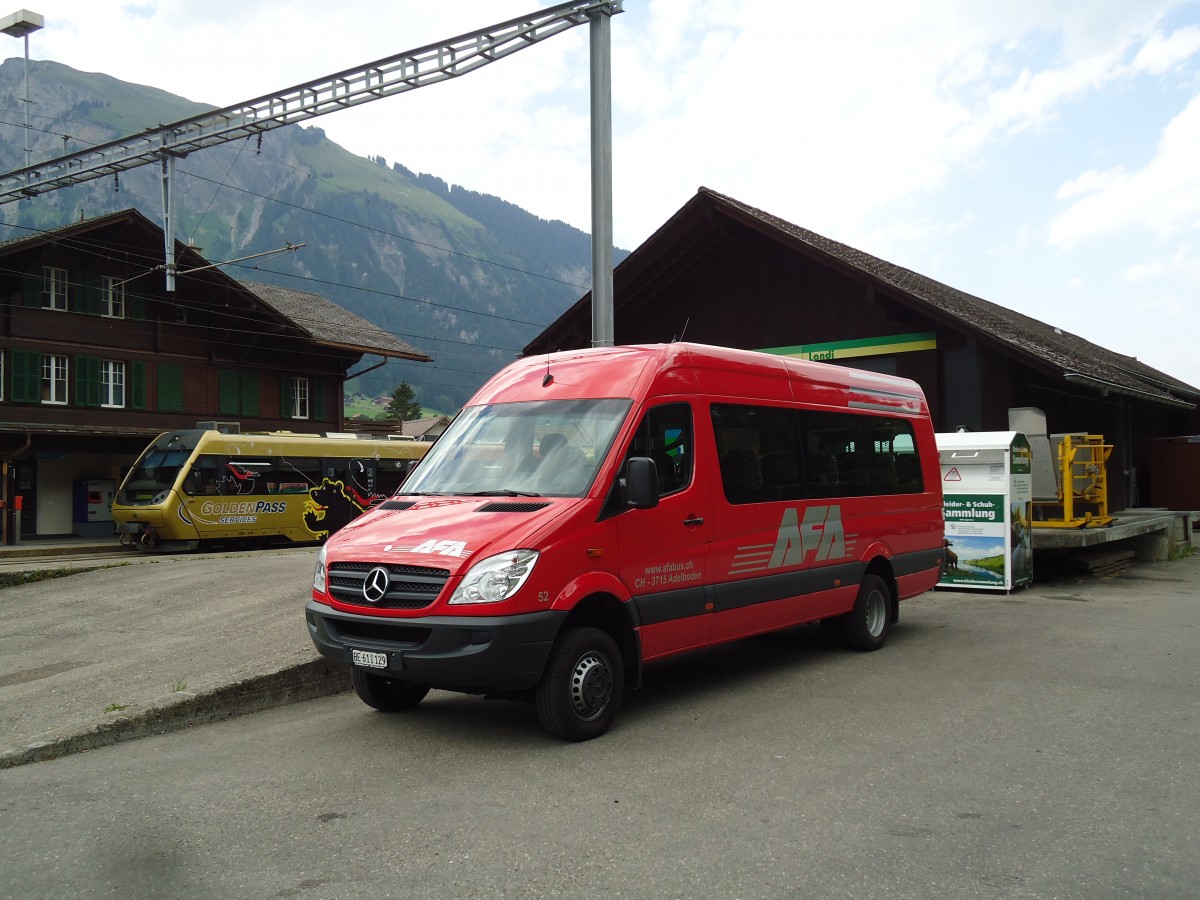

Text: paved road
xmin=0 ymin=545 xmax=340 ymax=768
xmin=1 ymin=553 xmax=1197 ymax=898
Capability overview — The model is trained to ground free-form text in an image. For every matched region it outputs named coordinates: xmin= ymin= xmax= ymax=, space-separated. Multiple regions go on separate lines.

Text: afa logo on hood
xmin=384 ymin=539 xmax=470 ymax=557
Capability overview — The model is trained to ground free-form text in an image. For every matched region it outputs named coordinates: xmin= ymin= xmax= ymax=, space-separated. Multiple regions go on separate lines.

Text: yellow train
xmin=112 ymin=429 xmax=429 ymax=551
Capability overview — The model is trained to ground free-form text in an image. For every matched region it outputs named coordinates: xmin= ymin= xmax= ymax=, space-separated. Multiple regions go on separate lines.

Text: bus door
xmin=617 ymin=402 xmax=712 ymax=660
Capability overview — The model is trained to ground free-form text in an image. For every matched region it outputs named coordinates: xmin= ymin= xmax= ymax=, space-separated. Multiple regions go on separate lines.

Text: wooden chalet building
xmin=0 ymin=209 xmax=428 ymax=540
xmin=526 ymin=188 xmax=1200 ymax=511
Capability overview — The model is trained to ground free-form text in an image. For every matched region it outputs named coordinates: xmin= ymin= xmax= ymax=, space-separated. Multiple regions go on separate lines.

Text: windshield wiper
xmin=460 ymin=489 xmax=543 ymax=498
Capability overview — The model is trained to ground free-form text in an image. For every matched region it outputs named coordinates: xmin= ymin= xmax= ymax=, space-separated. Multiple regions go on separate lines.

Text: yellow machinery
xmin=1032 ymin=433 xmax=1114 ymax=528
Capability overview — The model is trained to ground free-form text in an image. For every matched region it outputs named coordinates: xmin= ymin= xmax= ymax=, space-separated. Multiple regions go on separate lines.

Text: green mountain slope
xmin=0 ymin=59 xmax=617 ymax=413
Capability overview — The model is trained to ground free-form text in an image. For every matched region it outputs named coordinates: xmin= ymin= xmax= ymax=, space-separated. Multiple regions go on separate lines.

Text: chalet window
xmin=42 ymin=354 xmax=68 ymax=404
xmin=101 ymin=360 xmax=125 ymax=408
xmin=101 ymin=276 xmax=125 ymax=318
xmin=283 ymin=375 xmax=325 ymax=421
xmin=43 ymin=267 xmax=69 ymax=311
xmin=290 ymin=377 xmax=310 ymax=419
xmin=0 ymin=352 xmax=4 ymax=402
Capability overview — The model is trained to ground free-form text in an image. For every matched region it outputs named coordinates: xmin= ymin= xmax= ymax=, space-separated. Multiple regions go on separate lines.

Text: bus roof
xmin=472 ymin=343 xmax=929 ymax=417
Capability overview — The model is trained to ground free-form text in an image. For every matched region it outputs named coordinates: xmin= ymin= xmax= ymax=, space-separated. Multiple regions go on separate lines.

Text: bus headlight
xmin=449 ymin=550 xmax=538 ymax=605
xmin=313 ymin=545 xmax=328 ymax=594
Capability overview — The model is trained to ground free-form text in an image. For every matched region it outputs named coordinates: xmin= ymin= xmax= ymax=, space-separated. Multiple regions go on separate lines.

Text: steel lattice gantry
xmin=0 ymin=0 xmax=619 ymax=204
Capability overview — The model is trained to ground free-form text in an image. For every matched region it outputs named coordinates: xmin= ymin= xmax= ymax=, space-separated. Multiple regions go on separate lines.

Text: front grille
xmin=332 ymin=620 xmax=431 ymax=645
xmin=329 ymin=562 xmax=450 ymax=610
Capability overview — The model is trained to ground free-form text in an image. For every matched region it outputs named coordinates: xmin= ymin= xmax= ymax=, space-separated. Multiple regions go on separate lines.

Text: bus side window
xmin=800 ymin=414 xmax=923 ymax=497
xmin=711 ymin=404 xmax=802 ymax=504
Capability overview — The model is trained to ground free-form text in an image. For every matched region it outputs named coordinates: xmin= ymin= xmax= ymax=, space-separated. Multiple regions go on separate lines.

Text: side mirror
xmin=624 ymin=457 xmax=659 ymax=509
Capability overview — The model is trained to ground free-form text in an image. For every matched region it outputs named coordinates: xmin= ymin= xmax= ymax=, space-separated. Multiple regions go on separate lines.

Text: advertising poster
xmin=942 ymin=493 xmax=1009 ymax=588
xmin=938 ymin=434 xmax=1033 ymax=591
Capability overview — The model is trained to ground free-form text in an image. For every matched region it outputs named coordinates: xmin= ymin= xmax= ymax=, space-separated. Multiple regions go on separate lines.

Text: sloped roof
xmin=241 ymin=281 xmax=429 ymax=362
xmin=705 ymin=189 xmax=1196 ymax=408
xmin=528 ymin=187 xmax=1197 ymax=409
xmin=0 ymin=207 xmax=162 ymax=252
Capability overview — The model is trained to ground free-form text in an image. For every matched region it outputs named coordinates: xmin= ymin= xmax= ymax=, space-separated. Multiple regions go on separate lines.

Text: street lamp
xmin=1 ymin=9 xmax=44 ymax=165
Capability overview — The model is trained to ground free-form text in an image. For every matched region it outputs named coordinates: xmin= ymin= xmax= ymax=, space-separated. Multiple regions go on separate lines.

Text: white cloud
xmin=1131 ymin=24 xmax=1200 ymax=73
xmin=1049 ymin=93 xmax=1200 ymax=246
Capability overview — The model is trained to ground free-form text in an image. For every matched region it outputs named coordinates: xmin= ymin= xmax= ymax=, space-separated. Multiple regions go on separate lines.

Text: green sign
xmin=760 ymin=332 xmax=937 ymax=362
xmin=943 ymin=494 xmax=1005 ymax=524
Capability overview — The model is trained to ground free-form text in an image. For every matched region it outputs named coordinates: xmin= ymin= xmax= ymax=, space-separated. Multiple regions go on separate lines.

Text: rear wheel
xmin=351 ymin=668 xmax=429 ymax=711
xmin=841 ymin=574 xmax=892 ymax=651
xmin=535 ymin=627 xmax=624 ymax=742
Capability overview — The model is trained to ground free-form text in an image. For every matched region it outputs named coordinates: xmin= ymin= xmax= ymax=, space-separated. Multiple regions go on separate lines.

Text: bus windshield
xmin=400 ymin=398 xmax=631 ymax=498
xmin=118 ymin=448 xmax=192 ymax=504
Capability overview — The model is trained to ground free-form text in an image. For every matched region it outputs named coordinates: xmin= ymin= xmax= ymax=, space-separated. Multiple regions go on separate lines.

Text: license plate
xmin=351 ymin=649 xmax=388 ymax=670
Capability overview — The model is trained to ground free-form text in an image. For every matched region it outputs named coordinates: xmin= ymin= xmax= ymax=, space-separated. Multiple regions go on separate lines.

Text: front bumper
xmin=305 ymin=600 xmax=566 ymax=692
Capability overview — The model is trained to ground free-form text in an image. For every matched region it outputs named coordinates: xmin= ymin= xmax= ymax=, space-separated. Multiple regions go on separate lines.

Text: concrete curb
xmin=0 ymin=543 xmax=132 ymax=561
xmin=0 ymin=657 xmax=351 ymax=770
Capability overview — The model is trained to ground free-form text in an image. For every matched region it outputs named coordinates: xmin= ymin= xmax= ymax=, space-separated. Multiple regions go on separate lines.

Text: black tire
xmin=535 ymin=626 xmax=624 ymax=742
xmin=842 ymin=574 xmax=892 ymax=651
xmin=351 ymin=668 xmax=430 ymax=712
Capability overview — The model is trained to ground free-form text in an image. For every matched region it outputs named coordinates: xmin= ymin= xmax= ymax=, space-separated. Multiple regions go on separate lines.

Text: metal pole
xmin=588 ymin=4 xmax=616 ymax=348
xmin=161 ymin=151 xmax=176 ymax=292
xmin=22 ymin=33 xmax=29 ymax=162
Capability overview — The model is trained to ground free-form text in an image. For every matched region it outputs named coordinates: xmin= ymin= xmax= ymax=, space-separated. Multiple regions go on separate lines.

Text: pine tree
xmin=383 ymin=382 xmax=423 ymax=422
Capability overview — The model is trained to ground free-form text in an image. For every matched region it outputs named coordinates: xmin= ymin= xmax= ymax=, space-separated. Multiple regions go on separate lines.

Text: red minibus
xmin=307 ymin=343 xmax=945 ymax=740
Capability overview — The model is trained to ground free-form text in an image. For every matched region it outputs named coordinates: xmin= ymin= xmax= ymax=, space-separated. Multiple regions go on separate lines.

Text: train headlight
xmin=448 ymin=549 xmax=538 ymax=605
xmin=313 ymin=545 xmax=328 ymax=594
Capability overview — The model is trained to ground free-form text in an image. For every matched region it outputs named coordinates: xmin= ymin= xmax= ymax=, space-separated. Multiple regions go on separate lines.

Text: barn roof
xmin=527 ymin=187 xmax=1197 ymax=409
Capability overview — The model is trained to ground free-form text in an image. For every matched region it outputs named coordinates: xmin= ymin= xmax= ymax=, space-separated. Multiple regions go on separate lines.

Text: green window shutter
xmin=313 ymin=378 xmax=326 ymax=420
xmin=130 ymin=362 xmax=147 ymax=410
xmin=22 ymin=275 xmax=41 ymax=308
xmin=240 ymin=371 xmax=260 ymax=417
xmin=219 ymin=370 xmax=240 ymax=415
xmin=75 ymin=355 xmax=101 ymax=407
xmin=281 ymin=375 xmax=295 ymax=418
xmin=80 ymin=274 xmax=101 ymax=315
xmin=157 ymin=364 xmax=184 ymax=412
xmin=127 ymin=292 xmax=147 ymax=320
xmin=11 ymin=350 xmax=40 ymax=402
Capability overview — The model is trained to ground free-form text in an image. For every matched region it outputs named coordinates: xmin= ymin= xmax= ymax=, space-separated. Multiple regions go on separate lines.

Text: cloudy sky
xmin=12 ymin=0 xmax=1200 ymax=387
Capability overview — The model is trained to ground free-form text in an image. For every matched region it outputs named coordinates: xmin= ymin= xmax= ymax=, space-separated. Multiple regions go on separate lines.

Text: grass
xmin=0 ymin=561 xmax=130 ymax=590
xmin=0 ymin=567 xmax=94 ymax=589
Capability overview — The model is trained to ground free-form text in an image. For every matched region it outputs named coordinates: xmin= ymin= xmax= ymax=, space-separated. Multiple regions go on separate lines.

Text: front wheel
xmin=351 ymin=668 xmax=430 ymax=711
xmin=535 ymin=627 xmax=624 ymax=742
xmin=841 ymin=574 xmax=893 ymax=651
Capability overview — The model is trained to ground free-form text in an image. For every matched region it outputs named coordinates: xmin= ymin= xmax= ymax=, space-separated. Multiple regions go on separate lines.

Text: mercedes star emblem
xmin=362 ymin=566 xmax=390 ymax=603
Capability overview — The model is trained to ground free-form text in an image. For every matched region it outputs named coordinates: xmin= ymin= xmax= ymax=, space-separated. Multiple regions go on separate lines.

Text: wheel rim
xmin=569 ymin=651 xmax=613 ymax=721
xmin=865 ymin=587 xmax=887 ymax=638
